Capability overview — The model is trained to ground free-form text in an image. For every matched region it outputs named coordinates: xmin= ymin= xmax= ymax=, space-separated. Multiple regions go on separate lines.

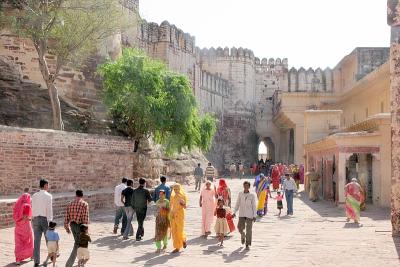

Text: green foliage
xmin=11 ymin=0 xmax=130 ymax=69
xmin=98 ymin=48 xmax=217 ymax=155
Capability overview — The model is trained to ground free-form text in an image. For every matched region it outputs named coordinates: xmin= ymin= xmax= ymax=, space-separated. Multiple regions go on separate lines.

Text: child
xmin=276 ymin=191 xmax=284 ymax=217
xmin=45 ymin=221 xmax=60 ymax=267
xmin=214 ymin=198 xmax=229 ymax=247
xmin=77 ymin=224 xmax=91 ymax=267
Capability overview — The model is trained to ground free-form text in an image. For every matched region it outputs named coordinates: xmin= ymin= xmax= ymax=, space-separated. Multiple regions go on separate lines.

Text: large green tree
xmin=9 ymin=0 xmax=130 ymax=130
xmin=98 ymin=48 xmax=217 ymax=154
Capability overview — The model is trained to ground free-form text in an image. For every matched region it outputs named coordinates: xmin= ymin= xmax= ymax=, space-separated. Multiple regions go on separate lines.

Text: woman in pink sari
xmin=199 ymin=181 xmax=216 ymax=237
xmin=13 ymin=191 xmax=34 ymax=264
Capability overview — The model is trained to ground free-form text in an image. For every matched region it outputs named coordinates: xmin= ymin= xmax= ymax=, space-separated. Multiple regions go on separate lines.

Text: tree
xmin=10 ymin=0 xmax=129 ymax=130
xmin=98 ymin=48 xmax=217 ymax=154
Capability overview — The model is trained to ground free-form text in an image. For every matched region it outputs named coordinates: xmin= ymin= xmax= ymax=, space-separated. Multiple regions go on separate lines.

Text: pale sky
xmin=140 ymin=0 xmax=390 ymax=69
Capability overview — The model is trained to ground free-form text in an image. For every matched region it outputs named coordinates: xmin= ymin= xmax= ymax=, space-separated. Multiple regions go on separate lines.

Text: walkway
xmin=1 ymin=179 xmax=399 ymax=267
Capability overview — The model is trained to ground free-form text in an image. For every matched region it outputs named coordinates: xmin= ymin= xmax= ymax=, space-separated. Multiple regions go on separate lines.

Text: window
xmin=381 ymin=101 xmax=384 ymax=113
xmin=366 ymin=108 xmax=368 ymax=118
xmin=353 ymin=113 xmax=356 ymax=123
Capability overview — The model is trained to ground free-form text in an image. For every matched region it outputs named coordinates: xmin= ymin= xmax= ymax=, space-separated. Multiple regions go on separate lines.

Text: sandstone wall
xmin=0 ymin=125 xmax=135 ymax=195
xmin=0 ymin=191 xmax=114 ymax=229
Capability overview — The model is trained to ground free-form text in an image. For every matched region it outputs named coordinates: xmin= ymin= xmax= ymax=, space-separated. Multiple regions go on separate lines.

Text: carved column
xmin=388 ymin=0 xmax=400 ymax=236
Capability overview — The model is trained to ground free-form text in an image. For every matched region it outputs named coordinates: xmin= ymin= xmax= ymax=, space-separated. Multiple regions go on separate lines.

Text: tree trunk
xmin=35 ymin=40 xmax=64 ymax=130
xmin=45 ymin=80 xmax=64 ymax=130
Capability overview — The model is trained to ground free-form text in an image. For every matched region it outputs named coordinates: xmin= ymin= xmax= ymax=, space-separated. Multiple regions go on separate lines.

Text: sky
xmin=139 ymin=0 xmax=390 ymax=69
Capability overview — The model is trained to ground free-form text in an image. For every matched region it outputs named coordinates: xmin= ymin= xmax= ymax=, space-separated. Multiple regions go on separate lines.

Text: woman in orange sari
xmin=170 ymin=183 xmax=188 ymax=253
xmin=13 ymin=191 xmax=34 ymax=264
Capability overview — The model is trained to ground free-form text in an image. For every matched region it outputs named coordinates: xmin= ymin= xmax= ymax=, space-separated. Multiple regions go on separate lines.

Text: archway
xmin=258 ymin=137 xmax=275 ymax=163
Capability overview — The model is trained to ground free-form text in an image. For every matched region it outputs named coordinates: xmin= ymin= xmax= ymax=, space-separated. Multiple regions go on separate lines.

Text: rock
xmin=0 ymin=56 xmax=110 ymax=134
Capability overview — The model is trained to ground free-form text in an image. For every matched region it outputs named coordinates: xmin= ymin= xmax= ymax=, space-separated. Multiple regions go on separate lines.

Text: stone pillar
xmin=371 ymin=153 xmax=381 ymax=206
xmin=388 ymin=0 xmax=400 ymax=236
xmin=337 ymin=152 xmax=350 ymax=204
xmin=294 ymin=124 xmax=305 ymax=165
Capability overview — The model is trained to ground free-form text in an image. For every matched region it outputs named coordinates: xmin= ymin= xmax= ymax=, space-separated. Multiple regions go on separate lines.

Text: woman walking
xmin=170 ymin=183 xmax=187 ymax=253
xmin=13 ymin=190 xmax=34 ymax=265
xmin=255 ymin=174 xmax=271 ymax=216
xmin=345 ymin=178 xmax=363 ymax=224
xmin=155 ymin=190 xmax=170 ymax=253
xmin=200 ymin=181 xmax=216 ymax=237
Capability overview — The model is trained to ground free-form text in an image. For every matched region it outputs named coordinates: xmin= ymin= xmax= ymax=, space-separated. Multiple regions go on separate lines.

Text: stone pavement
xmin=1 ymin=179 xmax=399 ymax=267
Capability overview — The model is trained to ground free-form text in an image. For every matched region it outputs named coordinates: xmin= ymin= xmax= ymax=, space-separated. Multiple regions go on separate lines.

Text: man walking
xmin=282 ymin=173 xmax=297 ymax=215
xmin=205 ymin=162 xmax=216 ymax=182
xmin=65 ymin=190 xmax=89 ymax=267
xmin=121 ymin=179 xmax=135 ymax=240
xmin=132 ymin=178 xmax=152 ymax=241
xmin=32 ymin=179 xmax=53 ymax=267
xmin=194 ymin=163 xmax=204 ymax=191
xmin=114 ymin=177 xmax=128 ymax=235
xmin=233 ymin=181 xmax=257 ymax=250
xmin=154 ymin=176 xmax=171 ymax=202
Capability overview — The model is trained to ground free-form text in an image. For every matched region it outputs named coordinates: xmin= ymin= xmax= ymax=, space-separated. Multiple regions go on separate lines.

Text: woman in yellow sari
xmin=170 ymin=183 xmax=188 ymax=253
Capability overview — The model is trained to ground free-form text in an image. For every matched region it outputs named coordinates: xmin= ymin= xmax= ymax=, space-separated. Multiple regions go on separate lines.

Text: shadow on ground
xmin=297 ymin=190 xmax=390 ymax=221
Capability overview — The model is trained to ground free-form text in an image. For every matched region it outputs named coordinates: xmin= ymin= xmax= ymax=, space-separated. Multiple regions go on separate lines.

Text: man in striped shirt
xmin=65 ymin=190 xmax=89 ymax=267
xmin=205 ymin=162 xmax=216 ymax=182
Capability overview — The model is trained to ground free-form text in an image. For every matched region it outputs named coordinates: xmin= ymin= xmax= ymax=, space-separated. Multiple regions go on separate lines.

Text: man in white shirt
xmin=114 ymin=177 xmax=128 ymax=235
xmin=282 ymin=173 xmax=297 ymax=215
xmin=233 ymin=181 xmax=257 ymax=250
xmin=32 ymin=179 xmax=53 ymax=267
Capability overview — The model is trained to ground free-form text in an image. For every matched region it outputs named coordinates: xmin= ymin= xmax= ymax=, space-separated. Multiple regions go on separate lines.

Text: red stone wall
xmin=0 ymin=125 xmax=134 ymax=195
xmin=0 ymin=191 xmax=114 ymax=229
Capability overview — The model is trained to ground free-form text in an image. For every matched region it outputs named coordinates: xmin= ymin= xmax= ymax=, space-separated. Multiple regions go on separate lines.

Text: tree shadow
xmin=93 ymin=235 xmax=154 ymax=250
xmin=222 ymin=247 xmax=249 ymax=263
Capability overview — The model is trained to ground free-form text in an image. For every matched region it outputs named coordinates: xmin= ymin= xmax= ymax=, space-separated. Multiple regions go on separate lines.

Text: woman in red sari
xmin=216 ymin=179 xmax=235 ymax=233
xmin=13 ymin=191 xmax=34 ymax=264
xmin=271 ymin=165 xmax=281 ymax=191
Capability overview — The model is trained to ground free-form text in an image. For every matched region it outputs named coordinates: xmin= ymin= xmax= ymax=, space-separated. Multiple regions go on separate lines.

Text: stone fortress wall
xmin=0 ymin=0 xmax=391 ymax=170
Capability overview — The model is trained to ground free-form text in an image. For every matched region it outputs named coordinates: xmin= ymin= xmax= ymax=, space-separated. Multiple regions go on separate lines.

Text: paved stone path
xmin=1 ymin=179 xmax=399 ymax=267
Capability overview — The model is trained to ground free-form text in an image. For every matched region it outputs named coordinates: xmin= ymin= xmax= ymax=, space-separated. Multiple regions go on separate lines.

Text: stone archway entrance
xmin=258 ymin=137 xmax=275 ymax=162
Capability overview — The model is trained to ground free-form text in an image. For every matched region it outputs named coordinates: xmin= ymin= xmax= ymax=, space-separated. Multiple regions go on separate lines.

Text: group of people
xmin=12 ymin=179 xmax=91 ymax=267
xmin=11 ymin=160 xmax=364 ymax=265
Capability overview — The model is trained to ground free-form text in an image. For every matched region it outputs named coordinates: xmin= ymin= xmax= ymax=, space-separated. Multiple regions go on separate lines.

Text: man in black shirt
xmin=121 ymin=179 xmax=135 ymax=240
xmin=132 ymin=178 xmax=152 ymax=241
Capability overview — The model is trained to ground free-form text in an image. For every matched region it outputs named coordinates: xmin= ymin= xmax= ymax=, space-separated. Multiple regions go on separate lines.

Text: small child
xmin=45 ymin=221 xmax=60 ymax=267
xmin=276 ymin=191 xmax=284 ymax=217
xmin=214 ymin=198 xmax=229 ymax=247
xmin=77 ymin=224 xmax=91 ymax=267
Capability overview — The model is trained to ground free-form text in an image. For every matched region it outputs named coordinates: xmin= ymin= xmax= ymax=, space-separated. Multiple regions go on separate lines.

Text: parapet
xmin=255 ymin=57 xmax=288 ymax=69
xmin=200 ymin=46 xmax=255 ymax=61
xmin=200 ymin=70 xmax=230 ymax=97
xmin=288 ymin=66 xmax=333 ymax=92
xmin=139 ymin=20 xmax=196 ymax=53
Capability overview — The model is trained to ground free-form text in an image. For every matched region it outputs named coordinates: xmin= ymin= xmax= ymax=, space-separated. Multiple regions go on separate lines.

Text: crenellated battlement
xmin=254 ymin=57 xmax=288 ymax=69
xmin=140 ymin=20 xmax=196 ymax=53
xmin=288 ymin=66 xmax=333 ymax=92
xmin=200 ymin=47 xmax=255 ymax=61
xmin=200 ymin=71 xmax=230 ymax=97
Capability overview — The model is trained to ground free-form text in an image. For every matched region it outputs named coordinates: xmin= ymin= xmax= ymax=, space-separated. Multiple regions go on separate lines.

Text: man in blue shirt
xmin=154 ymin=176 xmax=171 ymax=202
